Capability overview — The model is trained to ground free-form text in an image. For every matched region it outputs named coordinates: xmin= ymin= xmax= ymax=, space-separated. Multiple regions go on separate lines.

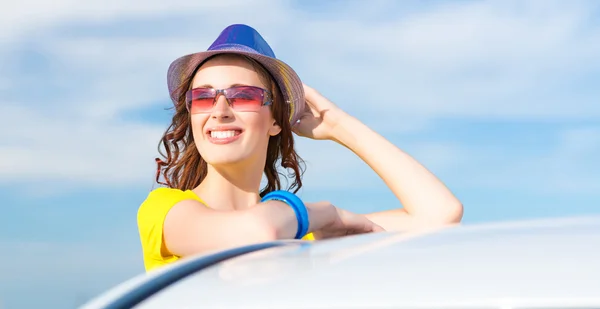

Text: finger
xmin=291 ymin=125 xmax=308 ymax=137
xmin=303 ymin=103 xmax=312 ymax=112
xmin=347 ymin=228 xmax=373 ymax=235
xmin=291 ymin=126 xmax=300 ymax=135
xmin=297 ymin=105 xmax=314 ymax=120
xmin=360 ymin=219 xmax=383 ymax=233
xmin=292 ymin=113 xmax=309 ymax=127
xmin=372 ymin=224 xmax=386 ymax=233
xmin=303 ymin=100 xmax=320 ymax=117
xmin=303 ymin=92 xmax=320 ymax=111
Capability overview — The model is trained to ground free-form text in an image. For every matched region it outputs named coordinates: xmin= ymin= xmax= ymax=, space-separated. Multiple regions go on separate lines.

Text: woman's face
xmin=190 ymin=55 xmax=282 ymax=167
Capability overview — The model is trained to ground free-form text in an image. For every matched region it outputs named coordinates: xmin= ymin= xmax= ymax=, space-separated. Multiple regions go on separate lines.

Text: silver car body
xmin=81 ymin=215 xmax=600 ymax=309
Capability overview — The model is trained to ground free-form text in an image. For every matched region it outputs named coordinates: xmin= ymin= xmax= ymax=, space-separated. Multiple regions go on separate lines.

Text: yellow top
xmin=137 ymin=187 xmax=315 ymax=272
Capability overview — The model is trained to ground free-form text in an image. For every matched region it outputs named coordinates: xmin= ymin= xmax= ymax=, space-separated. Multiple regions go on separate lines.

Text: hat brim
xmin=167 ymin=49 xmax=305 ymax=125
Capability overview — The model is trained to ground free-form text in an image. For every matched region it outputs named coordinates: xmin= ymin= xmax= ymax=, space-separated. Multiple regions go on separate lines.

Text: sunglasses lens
xmin=227 ymin=86 xmax=265 ymax=111
xmin=188 ymin=88 xmax=216 ymax=114
xmin=186 ymin=86 xmax=268 ymax=113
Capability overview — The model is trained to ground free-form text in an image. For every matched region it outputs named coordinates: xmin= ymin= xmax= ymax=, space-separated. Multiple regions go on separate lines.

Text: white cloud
xmin=4 ymin=3 xmax=599 ymax=308
xmin=12 ymin=0 xmax=599 ymax=119
xmin=1 ymin=0 xmax=599 ymax=189
xmin=0 ymin=103 xmax=162 ymax=186
xmin=0 ymin=1 xmax=297 ymax=189
xmin=1 ymin=0 xmax=272 ymax=40
xmin=293 ymin=0 xmax=600 ymax=119
xmin=46 ymin=37 xmax=202 ymax=119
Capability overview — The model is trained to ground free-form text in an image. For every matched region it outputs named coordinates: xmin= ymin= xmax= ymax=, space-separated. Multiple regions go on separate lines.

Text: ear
xmin=268 ymin=120 xmax=282 ymax=136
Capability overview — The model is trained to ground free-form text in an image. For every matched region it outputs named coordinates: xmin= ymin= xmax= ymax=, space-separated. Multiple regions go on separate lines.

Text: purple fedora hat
xmin=167 ymin=24 xmax=305 ymax=125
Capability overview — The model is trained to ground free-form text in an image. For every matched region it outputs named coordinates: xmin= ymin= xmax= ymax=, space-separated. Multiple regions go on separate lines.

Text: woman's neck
xmin=193 ymin=161 xmax=265 ymax=211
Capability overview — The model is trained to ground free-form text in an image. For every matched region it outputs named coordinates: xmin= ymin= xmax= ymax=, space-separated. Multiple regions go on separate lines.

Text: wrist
xmin=305 ymin=201 xmax=337 ymax=233
xmin=261 ymin=191 xmax=309 ymax=239
xmin=330 ymin=112 xmax=362 ymax=147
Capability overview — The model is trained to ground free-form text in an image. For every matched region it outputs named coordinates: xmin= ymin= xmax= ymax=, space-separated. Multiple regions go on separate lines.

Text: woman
xmin=138 ymin=24 xmax=463 ymax=272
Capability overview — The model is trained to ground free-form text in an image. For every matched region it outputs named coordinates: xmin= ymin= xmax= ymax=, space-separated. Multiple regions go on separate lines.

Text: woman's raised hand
xmin=292 ymin=84 xmax=348 ymax=141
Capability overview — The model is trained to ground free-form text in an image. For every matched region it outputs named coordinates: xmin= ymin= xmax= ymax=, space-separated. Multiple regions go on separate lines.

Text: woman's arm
xmin=331 ymin=113 xmax=463 ymax=231
xmin=294 ymin=84 xmax=463 ymax=232
xmin=163 ymin=199 xmax=381 ymax=257
xmin=164 ymin=199 xmax=297 ymax=257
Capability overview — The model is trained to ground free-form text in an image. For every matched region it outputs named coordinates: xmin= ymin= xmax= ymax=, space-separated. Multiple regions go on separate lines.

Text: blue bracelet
xmin=261 ymin=190 xmax=309 ymax=239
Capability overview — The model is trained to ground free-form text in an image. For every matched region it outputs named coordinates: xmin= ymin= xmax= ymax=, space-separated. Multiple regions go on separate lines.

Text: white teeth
xmin=210 ymin=130 xmax=237 ymax=139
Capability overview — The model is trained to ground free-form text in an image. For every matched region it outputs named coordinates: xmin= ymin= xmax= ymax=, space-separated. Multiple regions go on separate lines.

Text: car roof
xmin=84 ymin=215 xmax=600 ymax=309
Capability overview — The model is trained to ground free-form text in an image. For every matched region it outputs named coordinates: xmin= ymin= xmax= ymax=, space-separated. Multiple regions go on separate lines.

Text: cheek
xmin=190 ymin=115 xmax=208 ymax=140
xmin=239 ymin=111 xmax=273 ymax=135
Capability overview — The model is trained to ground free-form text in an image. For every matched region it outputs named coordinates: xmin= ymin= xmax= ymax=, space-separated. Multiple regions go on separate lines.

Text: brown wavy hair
xmin=155 ymin=54 xmax=305 ymax=197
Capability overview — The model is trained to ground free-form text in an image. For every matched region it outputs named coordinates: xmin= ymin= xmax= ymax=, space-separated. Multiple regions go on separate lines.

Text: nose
xmin=210 ymin=93 xmax=233 ymax=120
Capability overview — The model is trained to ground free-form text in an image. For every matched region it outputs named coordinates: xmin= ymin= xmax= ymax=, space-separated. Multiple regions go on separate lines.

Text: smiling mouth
xmin=207 ymin=129 xmax=243 ymax=144
xmin=209 ymin=130 xmax=242 ymax=138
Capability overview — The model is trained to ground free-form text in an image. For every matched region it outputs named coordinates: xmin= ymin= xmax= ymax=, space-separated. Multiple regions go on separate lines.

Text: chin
xmin=196 ymin=136 xmax=268 ymax=168
xmin=200 ymin=145 xmax=253 ymax=167
xmin=204 ymin=155 xmax=247 ymax=167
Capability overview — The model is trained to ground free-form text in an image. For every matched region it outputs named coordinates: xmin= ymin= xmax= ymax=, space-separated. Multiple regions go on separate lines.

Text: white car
xmin=81 ymin=215 xmax=600 ymax=309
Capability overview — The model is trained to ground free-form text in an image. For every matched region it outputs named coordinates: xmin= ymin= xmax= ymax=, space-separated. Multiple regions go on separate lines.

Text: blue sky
xmin=2 ymin=0 xmax=600 ymax=308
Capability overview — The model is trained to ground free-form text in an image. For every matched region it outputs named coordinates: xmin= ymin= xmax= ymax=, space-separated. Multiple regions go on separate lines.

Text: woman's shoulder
xmin=145 ymin=186 xmax=198 ymax=199
xmin=138 ymin=187 xmax=203 ymax=216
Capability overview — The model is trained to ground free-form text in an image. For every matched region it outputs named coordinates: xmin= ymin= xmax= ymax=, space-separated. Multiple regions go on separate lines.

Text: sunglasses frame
xmin=185 ymin=85 xmax=273 ymax=113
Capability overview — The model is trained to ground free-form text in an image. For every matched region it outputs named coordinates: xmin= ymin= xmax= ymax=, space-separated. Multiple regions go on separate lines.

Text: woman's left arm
xmin=296 ymin=84 xmax=463 ymax=232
